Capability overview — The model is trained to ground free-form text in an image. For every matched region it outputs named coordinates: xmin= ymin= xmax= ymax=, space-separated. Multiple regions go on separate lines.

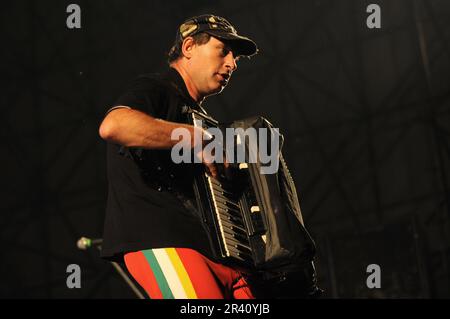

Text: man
xmin=99 ymin=14 xmax=261 ymax=299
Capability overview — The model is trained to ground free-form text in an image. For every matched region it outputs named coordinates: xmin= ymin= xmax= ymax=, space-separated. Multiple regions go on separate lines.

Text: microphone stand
xmin=77 ymin=237 xmax=146 ymax=299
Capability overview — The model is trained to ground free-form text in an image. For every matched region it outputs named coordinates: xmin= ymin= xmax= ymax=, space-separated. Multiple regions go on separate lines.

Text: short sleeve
xmin=109 ymin=75 xmax=166 ymax=117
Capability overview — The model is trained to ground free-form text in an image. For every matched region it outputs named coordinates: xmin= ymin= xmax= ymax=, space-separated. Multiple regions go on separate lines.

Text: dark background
xmin=1 ymin=0 xmax=449 ymax=298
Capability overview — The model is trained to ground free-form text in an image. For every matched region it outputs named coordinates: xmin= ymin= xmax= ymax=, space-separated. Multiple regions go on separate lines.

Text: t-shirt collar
xmin=163 ymin=67 xmax=206 ymax=112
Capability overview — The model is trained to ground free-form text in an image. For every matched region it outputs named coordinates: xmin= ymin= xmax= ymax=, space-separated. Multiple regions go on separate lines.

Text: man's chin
xmin=204 ymin=87 xmax=224 ymax=98
xmin=210 ymin=84 xmax=225 ymax=94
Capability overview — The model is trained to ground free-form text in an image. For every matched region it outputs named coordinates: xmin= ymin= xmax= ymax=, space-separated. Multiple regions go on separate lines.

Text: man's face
xmin=188 ymin=36 xmax=239 ymax=97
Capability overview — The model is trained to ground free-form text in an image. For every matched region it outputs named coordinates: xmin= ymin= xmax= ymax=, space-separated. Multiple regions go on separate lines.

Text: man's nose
xmin=225 ymin=51 xmax=238 ymax=72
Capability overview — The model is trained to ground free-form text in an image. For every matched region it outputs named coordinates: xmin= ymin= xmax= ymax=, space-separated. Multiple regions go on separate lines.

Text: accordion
xmin=185 ymin=108 xmax=317 ymax=278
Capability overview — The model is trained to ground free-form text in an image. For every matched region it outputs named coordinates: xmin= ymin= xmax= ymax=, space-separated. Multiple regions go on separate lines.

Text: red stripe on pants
xmin=124 ymin=251 xmax=163 ymax=299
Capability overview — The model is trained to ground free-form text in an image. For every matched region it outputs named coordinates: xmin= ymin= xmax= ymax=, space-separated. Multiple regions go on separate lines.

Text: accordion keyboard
xmin=205 ymin=174 xmax=254 ymax=264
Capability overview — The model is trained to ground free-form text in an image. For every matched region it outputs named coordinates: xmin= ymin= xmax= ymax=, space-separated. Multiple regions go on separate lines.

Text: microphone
xmin=77 ymin=237 xmax=103 ymax=250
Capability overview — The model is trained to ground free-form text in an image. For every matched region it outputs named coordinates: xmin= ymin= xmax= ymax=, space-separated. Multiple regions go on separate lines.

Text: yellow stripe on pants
xmin=165 ymin=248 xmax=198 ymax=299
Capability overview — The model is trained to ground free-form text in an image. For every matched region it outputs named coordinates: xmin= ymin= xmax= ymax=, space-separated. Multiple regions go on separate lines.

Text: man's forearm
xmin=99 ymin=107 xmax=199 ymax=149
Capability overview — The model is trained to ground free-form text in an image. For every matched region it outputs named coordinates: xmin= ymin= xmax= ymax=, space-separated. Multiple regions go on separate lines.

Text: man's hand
xmin=193 ymin=128 xmax=229 ymax=179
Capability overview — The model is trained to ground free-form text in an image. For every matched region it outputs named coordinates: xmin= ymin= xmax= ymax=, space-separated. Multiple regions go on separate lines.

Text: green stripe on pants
xmin=142 ymin=249 xmax=174 ymax=299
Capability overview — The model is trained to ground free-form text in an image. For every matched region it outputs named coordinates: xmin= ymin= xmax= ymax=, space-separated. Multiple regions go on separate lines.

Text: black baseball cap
xmin=176 ymin=14 xmax=258 ymax=57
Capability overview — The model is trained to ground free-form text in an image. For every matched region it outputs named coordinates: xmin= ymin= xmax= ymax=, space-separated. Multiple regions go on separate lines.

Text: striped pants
xmin=124 ymin=248 xmax=256 ymax=299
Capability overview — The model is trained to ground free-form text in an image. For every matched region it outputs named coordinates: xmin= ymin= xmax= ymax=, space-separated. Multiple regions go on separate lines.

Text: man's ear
xmin=181 ymin=37 xmax=195 ymax=59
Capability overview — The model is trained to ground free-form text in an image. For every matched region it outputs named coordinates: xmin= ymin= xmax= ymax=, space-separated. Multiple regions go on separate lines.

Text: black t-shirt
xmin=100 ymin=67 xmax=213 ymax=261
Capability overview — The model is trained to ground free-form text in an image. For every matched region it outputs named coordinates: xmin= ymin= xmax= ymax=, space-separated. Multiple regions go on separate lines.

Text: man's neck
xmin=170 ymin=63 xmax=204 ymax=104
